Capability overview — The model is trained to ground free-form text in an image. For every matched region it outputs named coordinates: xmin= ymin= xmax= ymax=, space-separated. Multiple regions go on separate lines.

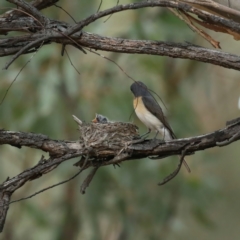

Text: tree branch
xmin=6 ymin=0 xmax=49 ymax=25
xmin=31 ymin=0 xmax=59 ymax=10
xmin=1 ymin=117 xmax=240 ymax=231
xmin=0 ymin=191 xmax=11 ymax=233
xmin=2 ymin=30 xmax=240 ymax=71
xmin=77 ymin=33 xmax=240 ymax=70
xmin=1 ymin=0 xmax=240 ymax=233
xmin=1 ymin=117 xmax=240 ymax=190
xmin=65 ymin=0 xmax=240 ymax=36
xmin=1 ymin=118 xmax=240 ymax=162
xmin=2 ymin=0 xmax=59 ymax=18
xmin=1 ymin=0 xmax=240 ymax=70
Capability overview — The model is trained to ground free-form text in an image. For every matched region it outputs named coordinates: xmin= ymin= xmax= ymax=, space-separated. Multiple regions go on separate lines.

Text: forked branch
xmin=0 ymin=117 xmax=240 ymax=232
xmin=2 ymin=0 xmax=240 ymax=70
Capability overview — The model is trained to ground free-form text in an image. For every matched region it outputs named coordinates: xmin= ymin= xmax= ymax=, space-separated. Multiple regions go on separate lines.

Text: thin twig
xmin=3 ymin=36 xmax=50 ymax=70
xmin=216 ymin=131 xmax=240 ymax=146
xmin=80 ymin=154 xmax=90 ymax=169
xmin=1 ymin=152 xmax=84 ymax=190
xmin=50 ymin=28 xmax=86 ymax=54
xmin=104 ymin=0 xmax=119 ymax=23
xmin=181 ymin=10 xmax=221 ymax=49
xmin=84 ymin=47 xmax=136 ymax=82
xmin=64 ymin=48 xmax=81 ymax=75
xmin=93 ymin=152 xmax=130 ymax=167
xmin=4 ymin=168 xmax=84 ymax=206
xmin=54 ymin=4 xmax=77 ymax=23
xmin=80 ymin=167 xmax=99 ymax=194
xmin=97 ymin=0 xmax=103 ymax=13
xmin=0 ymin=40 xmax=44 ymax=106
xmin=158 ymin=146 xmax=189 ymax=185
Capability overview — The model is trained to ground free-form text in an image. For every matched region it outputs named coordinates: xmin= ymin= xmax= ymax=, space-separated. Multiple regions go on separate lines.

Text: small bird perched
xmin=130 ymin=81 xmax=190 ymax=172
xmin=92 ymin=114 xmax=109 ymax=123
xmin=130 ymin=81 xmax=173 ymax=139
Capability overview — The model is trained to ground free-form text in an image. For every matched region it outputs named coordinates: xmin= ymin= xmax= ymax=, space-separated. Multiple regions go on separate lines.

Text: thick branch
xmin=1 ymin=0 xmax=240 ymax=70
xmin=30 ymin=0 xmax=59 ymax=10
xmin=1 ymin=117 xmax=240 ymax=170
xmin=1 ymin=117 xmax=239 ymax=193
xmin=0 ymin=0 xmax=58 ymax=29
xmin=77 ymin=32 xmax=240 ymax=71
xmin=1 ymin=0 xmax=240 ymax=234
xmin=66 ymin=0 xmax=240 ymax=36
xmin=0 ymin=130 xmax=82 ymax=156
xmin=0 ymin=117 xmax=240 ymax=194
xmin=0 ymin=118 xmax=240 ymax=232
xmin=6 ymin=0 xmax=48 ymax=25
xmin=0 ymin=191 xmax=11 ymax=233
xmin=1 ymin=30 xmax=240 ymax=71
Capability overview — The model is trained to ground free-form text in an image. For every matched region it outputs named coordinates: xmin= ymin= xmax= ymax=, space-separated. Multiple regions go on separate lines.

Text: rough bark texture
xmin=1 ymin=117 xmax=240 ymax=192
xmin=1 ymin=0 xmax=240 ymax=233
xmin=0 ymin=192 xmax=11 ymax=233
xmin=1 ymin=0 xmax=240 ymax=69
xmin=1 ymin=116 xmax=240 ymax=232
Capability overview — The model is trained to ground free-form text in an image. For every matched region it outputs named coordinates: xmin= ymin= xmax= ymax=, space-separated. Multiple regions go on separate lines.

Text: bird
xmin=92 ymin=114 xmax=109 ymax=123
xmin=130 ymin=81 xmax=190 ymax=172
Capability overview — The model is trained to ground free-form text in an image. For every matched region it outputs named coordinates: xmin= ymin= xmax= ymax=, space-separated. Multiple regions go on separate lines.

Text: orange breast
xmin=133 ymin=97 xmax=146 ymax=114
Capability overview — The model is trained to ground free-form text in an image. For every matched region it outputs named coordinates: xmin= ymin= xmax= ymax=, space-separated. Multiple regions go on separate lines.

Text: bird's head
xmin=130 ymin=81 xmax=150 ymax=97
xmin=92 ymin=114 xmax=108 ymax=123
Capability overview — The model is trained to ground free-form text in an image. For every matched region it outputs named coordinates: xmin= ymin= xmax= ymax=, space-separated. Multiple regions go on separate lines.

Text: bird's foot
xmin=151 ymin=138 xmax=165 ymax=144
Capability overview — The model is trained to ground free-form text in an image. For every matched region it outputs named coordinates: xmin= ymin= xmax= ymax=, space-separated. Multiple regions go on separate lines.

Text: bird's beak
xmin=92 ymin=118 xmax=98 ymax=123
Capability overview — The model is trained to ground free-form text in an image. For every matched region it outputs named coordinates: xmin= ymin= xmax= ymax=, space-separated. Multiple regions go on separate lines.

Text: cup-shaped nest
xmin=79 ymin=122 xmax=139 ymax=150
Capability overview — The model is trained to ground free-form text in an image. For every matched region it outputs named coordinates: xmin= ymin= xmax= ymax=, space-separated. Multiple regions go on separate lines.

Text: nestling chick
xmin=92 ymin=114 xmax=109 ymax=123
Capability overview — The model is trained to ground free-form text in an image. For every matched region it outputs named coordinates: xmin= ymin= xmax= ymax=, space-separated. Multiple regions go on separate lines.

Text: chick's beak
xmin=92 ymin=117 xmax=98 ymax=123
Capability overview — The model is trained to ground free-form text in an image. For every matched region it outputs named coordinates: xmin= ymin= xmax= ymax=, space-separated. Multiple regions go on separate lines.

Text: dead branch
xmin=185 ymin=0 xmax=240 ymax=22
xmin=65 ymin=1 xmax=240 ymax=36
xmin=0 ymin=118 xmax=239 ymax=164
xmin=1 ymin=0 xmax=240 ymax=234
xmin=0 ymin=191 xmax=11 ymax=233
xmin=2 ymin=0 xmax=58 ymax=17
xmin=2 ymin=31 xmax=240 ymax=71
xmin=1 ymin=0 xmax=240 ymax=70
xmin=6 ymin=0 xmax=48 ymax=25
xmin=0 ymin=117 xmax=240 ymax=231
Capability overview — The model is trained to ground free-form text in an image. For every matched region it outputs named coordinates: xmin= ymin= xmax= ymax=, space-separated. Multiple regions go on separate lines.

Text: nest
xmin=72 ymin=116 xmax=141 ymax=193
xmin=79 ymin=122 xmax=139 ymax=150
xmin=72 ymin=115 xmax=140 ymax=167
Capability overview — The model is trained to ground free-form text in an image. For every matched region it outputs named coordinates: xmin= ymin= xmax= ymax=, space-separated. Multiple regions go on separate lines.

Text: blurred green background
xmin=1 ymin=0 xmax=240 ymax=240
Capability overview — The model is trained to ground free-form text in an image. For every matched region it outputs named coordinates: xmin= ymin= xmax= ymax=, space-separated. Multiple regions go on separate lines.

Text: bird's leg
xmin=162 ymin=128 xmax=166 ymax=141
xmin=153 ymin=128 xmax=165 ymax=142
xmin=140 ymin=129 xmax=151 ymax=138
xmin=153 ymin=131 xmax=159 ymax=140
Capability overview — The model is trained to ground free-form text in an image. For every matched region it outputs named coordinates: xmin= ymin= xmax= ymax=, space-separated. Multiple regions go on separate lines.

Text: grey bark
xmin=1 ymin=0 xmax=240 ymax=233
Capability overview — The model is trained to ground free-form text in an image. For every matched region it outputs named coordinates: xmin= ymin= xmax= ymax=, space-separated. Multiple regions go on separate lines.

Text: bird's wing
xmin=142 ymin=96 xmax=176 ymax=138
